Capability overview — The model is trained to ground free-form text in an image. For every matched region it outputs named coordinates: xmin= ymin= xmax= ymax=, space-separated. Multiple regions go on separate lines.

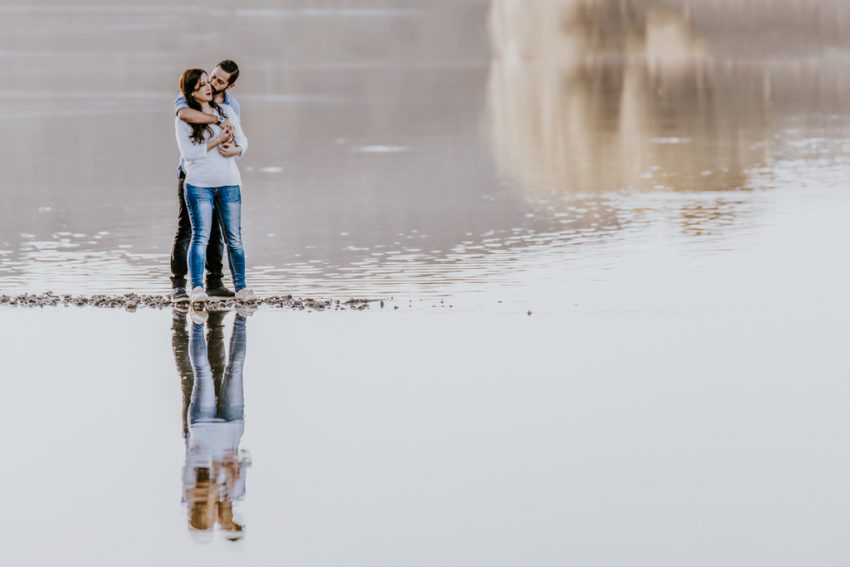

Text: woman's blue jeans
xmin=184 ymin=184 xmax=246 ymax=291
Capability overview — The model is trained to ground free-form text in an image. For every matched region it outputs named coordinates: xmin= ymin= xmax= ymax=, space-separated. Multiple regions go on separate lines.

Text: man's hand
xmin=218 ymin=142 xmax=242 ymax=158
xmin=213 ymin=130 xmax=232 ymax=146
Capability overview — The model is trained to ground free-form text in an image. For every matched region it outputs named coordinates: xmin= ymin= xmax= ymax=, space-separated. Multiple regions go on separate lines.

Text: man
xmin=170 ymin=59 xmax=243 ymax=303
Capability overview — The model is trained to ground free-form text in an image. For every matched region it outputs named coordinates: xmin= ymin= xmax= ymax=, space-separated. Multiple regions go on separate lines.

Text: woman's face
xmin=192 ymin=73 xmax=213 ymax=103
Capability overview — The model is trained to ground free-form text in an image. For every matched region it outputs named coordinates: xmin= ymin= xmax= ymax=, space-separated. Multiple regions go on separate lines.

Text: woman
xmin=175 ymin=68 xmax=254 ymax=304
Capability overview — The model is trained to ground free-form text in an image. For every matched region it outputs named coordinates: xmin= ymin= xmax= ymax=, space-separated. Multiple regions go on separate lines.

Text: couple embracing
xmin=171 ymin=59 xmax=255 ymax=305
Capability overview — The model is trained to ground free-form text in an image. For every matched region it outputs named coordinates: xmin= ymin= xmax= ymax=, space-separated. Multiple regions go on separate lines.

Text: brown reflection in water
xmin=678 ymin=197 xmax=747 ymax=237
xmin=486 ymin=0 xmax=771 ymax=206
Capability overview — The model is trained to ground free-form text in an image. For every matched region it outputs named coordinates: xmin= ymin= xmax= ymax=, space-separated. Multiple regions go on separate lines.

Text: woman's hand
xmin=216 ymin=130 xmax=233 ymax=145
xmin=218 ymin=142 xmax=242 ymax=158
xmin=207 ymin=130 xmax=233 ymax=151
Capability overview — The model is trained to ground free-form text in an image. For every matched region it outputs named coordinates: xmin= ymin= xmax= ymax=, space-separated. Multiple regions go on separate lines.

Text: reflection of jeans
xmin=184 ymin=315 xmax=250 ymax=511
xmin=172 ymin=311 xmax=229 ymax=435
xmin=188 ymin=315 xmax=247 ymax=425
xmin=184 ymin=183 xmax=246 ymax=291
xmin=172 ymin=315 xmax=194 ymax=437
xmin=206 ymin=311 xmax=228 ymax=398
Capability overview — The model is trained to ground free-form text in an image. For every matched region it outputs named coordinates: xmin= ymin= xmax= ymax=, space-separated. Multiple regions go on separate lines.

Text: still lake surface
xmin=2 ymin=1 xmax=850 ymax=565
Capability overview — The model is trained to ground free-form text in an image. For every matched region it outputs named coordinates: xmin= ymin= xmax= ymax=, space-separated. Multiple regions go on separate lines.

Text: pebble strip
xmin=0 ymin=292 xmax=375 ymax=312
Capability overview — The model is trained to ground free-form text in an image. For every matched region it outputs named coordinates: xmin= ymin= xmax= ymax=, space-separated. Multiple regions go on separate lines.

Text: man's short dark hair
xmin=218 ymin=60 xmax=239 ymax=85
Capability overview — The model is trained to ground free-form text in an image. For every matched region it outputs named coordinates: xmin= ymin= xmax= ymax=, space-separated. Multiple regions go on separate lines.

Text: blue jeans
xmin=184 ymin=184 xmax=246 ymax=291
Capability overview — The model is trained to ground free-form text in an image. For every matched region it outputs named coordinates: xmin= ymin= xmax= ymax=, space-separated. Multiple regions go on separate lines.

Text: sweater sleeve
xmin=174 ymin=95 xmax=189 ymax=115
xmin=175 ymin=118 xmax=208 ymax=161
xmin=223 ymin=106 xmax=248 ymax=158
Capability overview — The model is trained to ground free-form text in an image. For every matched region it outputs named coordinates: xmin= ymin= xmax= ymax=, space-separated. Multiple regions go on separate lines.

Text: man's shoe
xmin=172 ymin=306 xmax=188 ymax=324
xmin=206 ymin=285 xmax=235 ymax=298
xmin=235 ymin=288 xmax=257 ymax=302
xmin=171 ymin=287 xmax=189 ymax=303
xmin=190 ymin=287 xmax=209 ymax=304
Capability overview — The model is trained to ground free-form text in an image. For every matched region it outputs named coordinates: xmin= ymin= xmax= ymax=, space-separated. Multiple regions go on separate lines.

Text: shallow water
xmin=2 ymin=0 xmax=848 ymax=300
xmin=2 ymin=1 xmax=850 ymax=565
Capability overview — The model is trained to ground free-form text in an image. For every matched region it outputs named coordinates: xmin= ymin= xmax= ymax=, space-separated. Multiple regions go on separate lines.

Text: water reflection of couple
xmin=171 ymin=59 xmax=256 ymax=306
xmin=172 ymin=309 xmax=251 ymax=541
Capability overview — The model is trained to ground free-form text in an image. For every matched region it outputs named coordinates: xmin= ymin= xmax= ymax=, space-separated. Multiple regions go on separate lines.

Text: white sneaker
xmin=235 ymin=288 xmax=256 ymax=302
xmin=190 ymin=286 xmax=209 ymax=304
xmin=236 ymin=305 xmax=257 ymax=317
xmin=189 ymin=308 xmax=208 ymax=325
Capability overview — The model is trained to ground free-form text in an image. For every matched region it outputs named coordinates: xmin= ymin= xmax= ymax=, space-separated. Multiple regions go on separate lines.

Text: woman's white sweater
xmin=175 ymin=105 xmax=248 ymax=188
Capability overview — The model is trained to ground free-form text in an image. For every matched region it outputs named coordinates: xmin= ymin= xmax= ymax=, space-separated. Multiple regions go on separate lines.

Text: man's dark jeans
xmin=170 ymin=172 xmax=225 ymax=289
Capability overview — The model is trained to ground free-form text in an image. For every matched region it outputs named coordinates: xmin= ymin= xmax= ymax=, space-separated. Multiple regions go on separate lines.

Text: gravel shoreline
xmin=0 ymin=292 xmax=378 ymax=312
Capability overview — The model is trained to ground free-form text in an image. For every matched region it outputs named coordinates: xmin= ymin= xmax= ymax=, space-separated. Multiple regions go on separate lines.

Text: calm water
xmin=2 ymin=1 xmax=850 ymax=565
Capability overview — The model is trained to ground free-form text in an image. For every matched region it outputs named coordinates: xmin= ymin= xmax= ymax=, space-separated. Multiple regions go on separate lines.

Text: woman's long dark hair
xmin=179 ymin=69 xmax=224 ymax=145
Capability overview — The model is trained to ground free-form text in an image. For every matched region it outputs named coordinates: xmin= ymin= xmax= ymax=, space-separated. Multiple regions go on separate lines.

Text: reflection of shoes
xmin=235 ymin=288 xmax=256 ymax=302
xmin=190 ymin=287 xmax=209 ymax=304
xmin=206 ymin=285 xmax=235 ymax=298
xmin=171 ymin=287 xmax=189 ymax=303
xmin=172 ymin=306 xmax=188 ymax=322
xmin=189 ymin=308 xmax=208 ymax=325
xmin=236 ymin=305 xmax=257 ymax=317
xmin=206 ymin=303 xmax=231 ymax=315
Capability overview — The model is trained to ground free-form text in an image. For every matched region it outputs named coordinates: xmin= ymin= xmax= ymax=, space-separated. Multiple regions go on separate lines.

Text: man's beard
xmin=211 ymin=87 xmax=223 ymax=96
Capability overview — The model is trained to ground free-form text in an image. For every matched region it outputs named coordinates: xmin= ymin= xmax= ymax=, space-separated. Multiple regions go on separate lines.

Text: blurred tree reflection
xmin=486 ymin=0 xmax=772 ymax=198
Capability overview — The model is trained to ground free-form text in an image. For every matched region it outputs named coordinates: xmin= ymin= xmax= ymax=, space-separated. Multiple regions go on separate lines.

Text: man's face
xmin=209 ymin=67 xmax=233 ymax=95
